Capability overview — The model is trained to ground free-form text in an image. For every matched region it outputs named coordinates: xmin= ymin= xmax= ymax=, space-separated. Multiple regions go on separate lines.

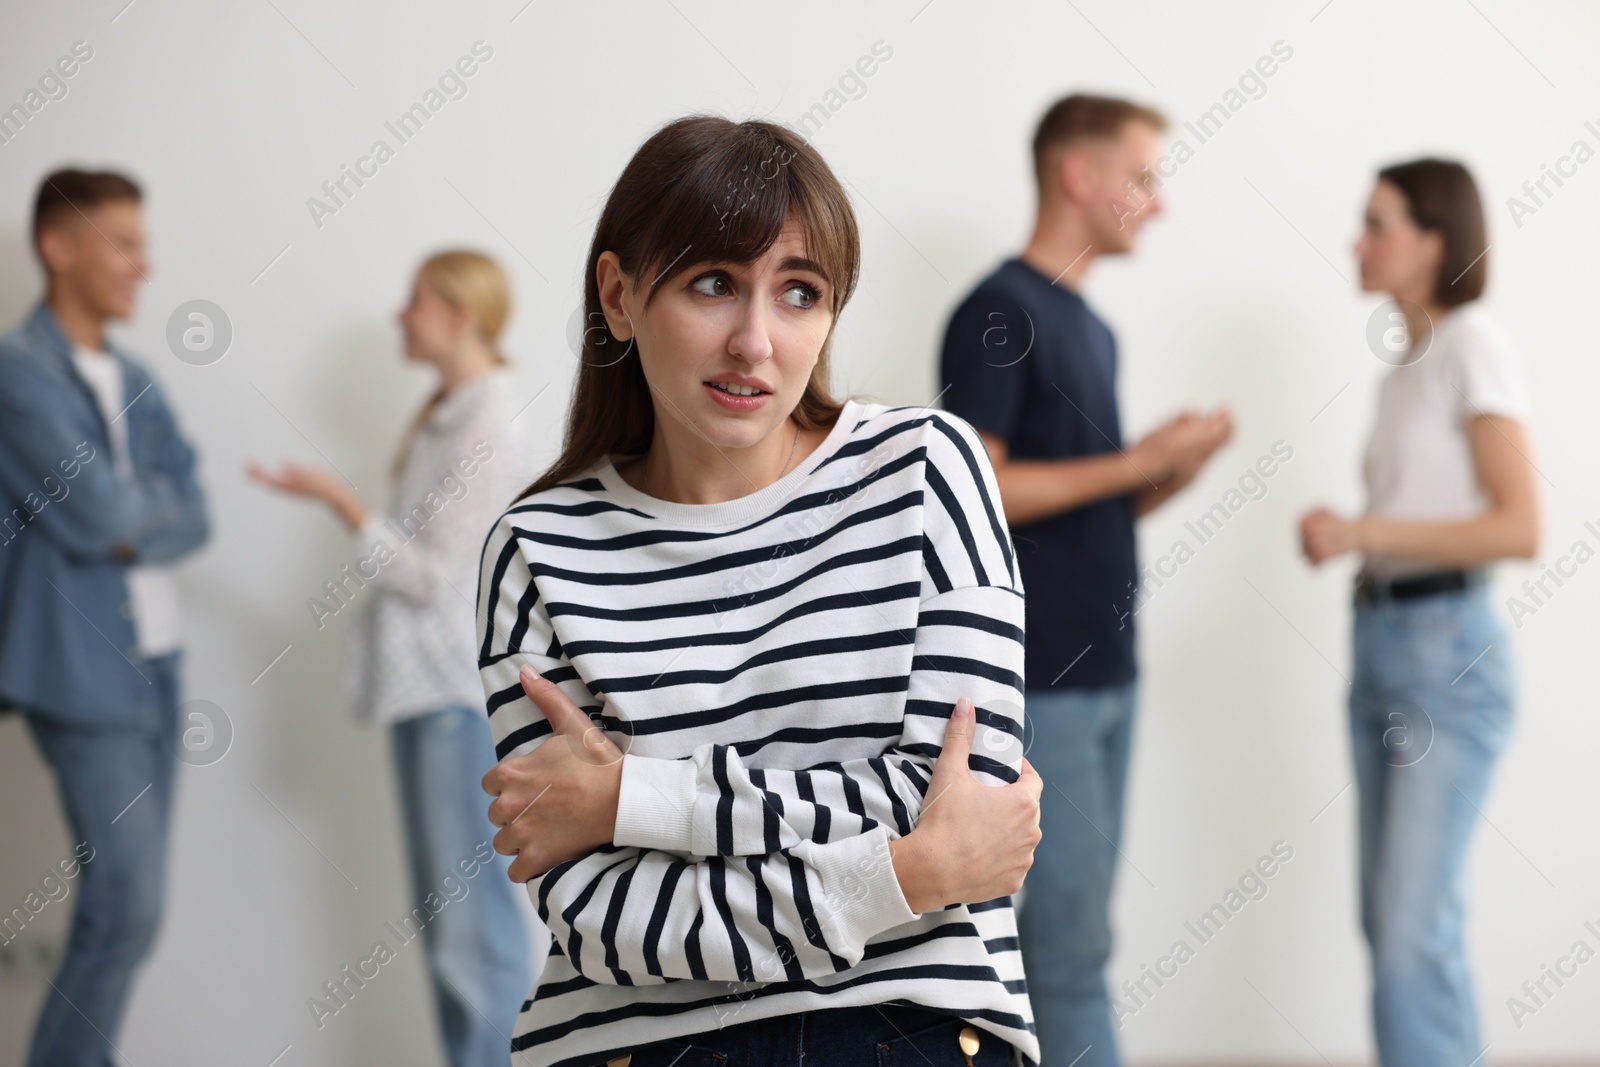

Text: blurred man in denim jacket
xmin=0 ymin=168 xmax=208 ymax=1067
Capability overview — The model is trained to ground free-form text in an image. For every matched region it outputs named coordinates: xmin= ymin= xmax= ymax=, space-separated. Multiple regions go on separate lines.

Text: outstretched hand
xmin=1128 ymin=406 xmax=1232 ymax=485
xmin=246 ymin=459 xmax=368 ymax=531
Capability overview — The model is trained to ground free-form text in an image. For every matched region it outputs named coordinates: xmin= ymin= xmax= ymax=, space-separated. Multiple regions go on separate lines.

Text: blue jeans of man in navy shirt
xmin=940 ymin=256 xmax=1138 ymax=1067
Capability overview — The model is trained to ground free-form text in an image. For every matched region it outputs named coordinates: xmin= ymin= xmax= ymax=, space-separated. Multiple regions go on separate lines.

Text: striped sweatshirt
xmin=476 ymin=398 xmax=1037 ymax=1067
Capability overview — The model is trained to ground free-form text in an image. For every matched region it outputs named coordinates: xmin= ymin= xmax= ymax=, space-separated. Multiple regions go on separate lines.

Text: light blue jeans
xmin=1015 ymin=681 xmax=1138 ymax=1067
xmin=1349 ymin=579 xmax=1514 ymax=1067
xmin=391 ymin=705 xmax=537 ymax=1067
xmin=21 ymin=652 xmax=182 ymax=1067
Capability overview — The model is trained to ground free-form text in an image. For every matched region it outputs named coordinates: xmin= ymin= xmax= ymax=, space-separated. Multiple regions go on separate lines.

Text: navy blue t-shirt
xmin=938 ymin=256 xmax=1137 ymax=691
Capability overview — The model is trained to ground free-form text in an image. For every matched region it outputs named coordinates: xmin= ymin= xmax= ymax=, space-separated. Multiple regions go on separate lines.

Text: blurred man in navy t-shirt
xmin=940 ymin=94 xmax=1231 ymax=1067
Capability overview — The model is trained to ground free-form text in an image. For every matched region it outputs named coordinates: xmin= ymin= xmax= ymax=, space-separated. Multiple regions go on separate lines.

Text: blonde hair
xmin=1032 ymin=93 xmax=1168 ymax=193
xmin=391 ymin=250 xmax=513 ymax=477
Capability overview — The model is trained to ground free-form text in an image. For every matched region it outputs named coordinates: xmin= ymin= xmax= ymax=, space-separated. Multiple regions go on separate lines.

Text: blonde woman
xmin=250 ymin=251 xmax=535 ymax=1067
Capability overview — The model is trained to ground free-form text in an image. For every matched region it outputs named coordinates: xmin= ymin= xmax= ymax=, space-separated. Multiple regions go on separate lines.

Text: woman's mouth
xmin=704 ymin=381 xmax=771 ymax=411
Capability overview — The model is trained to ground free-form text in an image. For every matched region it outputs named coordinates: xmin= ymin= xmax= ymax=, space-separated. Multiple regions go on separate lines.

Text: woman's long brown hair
xmin=515 ymin=115 xmax=862 ymax=502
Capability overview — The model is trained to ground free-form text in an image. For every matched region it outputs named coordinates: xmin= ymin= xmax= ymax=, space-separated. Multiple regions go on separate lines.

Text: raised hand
xmin=246 ymin=459 xmax=368 ymax=530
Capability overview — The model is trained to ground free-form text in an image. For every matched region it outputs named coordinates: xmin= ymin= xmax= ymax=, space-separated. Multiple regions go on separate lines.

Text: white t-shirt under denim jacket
xmin=343 ymin=366 xmax=536 ymax=725
xmin=70 ymin=345 xmax=182 ymax=658
xmin=1361 ymin=302 xmax=1531 ymax=581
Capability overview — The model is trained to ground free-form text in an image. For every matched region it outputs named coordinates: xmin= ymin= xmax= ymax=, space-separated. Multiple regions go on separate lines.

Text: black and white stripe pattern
xmin=477 ymin=399 xmax=1036 ymax=1066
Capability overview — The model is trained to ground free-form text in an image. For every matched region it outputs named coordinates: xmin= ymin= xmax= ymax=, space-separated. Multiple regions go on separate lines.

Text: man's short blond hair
xmin=1032 ymin=93 xmax=1167 ymax=190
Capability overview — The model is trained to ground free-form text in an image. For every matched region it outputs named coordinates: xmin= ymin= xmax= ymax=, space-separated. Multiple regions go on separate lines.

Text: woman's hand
xmin=1299 ymin=506 xmax=1365 ymax=564
xmin=246 ymin=459 xmax=368 ymax=531
xmin=889 ymin=697 xmax=1043 ymax=914
xmin=481 ymin=664 xmax=623 ymax=882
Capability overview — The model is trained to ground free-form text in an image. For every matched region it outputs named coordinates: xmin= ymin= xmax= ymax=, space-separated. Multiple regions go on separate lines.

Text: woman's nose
xmin=728 ymin=304 xmax=774 ymax=363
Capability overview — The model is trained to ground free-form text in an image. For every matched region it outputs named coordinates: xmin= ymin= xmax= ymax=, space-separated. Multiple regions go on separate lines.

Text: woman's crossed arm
xmin=483 ymin=655 xmax=1040 ymax=986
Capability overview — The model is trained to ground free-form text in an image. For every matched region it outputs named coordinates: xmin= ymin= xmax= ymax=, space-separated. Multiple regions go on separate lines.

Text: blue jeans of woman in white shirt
xmin=392 ymin=704 xmax=535 ymax=1067
xmin=1348 ymin=576 xmax=1514 ymax=1067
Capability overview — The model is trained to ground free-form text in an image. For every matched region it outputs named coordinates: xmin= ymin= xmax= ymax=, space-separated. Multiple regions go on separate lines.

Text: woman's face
xmin=1354 ymin=180 xmax=1442 ymax=301
xmin=397 ymin=271 xmax=464 ymax=364
xmin=600 ymin=217 xmax=835 ymax=452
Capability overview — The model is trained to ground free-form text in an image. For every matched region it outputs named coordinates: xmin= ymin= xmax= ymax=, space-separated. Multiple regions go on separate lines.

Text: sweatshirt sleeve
xmin=611 ymin=411 xmax=1026 ymax=858
xmin=477 ymin=510 xmax=921 ymax=985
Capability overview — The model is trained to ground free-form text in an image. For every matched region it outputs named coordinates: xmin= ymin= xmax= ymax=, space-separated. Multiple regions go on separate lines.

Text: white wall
xmin=1 ymin=1 xmax=1597 ymax=1063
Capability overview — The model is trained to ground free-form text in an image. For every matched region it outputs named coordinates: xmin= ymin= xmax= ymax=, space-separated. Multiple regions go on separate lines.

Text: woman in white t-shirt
xmin=249 ymin=252 xmax=536 ymax=1067
xmin=1299 ymin=160 xmax=1540 ymax=1067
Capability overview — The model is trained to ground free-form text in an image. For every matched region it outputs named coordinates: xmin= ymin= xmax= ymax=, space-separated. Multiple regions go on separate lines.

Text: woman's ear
xmin=1419 ymin=227 xmax=1446 ymax=283
xmin=595 ymin=251 xmax=634 ymax=341
xmin=450 ymin=300 xmax=477 ymax=343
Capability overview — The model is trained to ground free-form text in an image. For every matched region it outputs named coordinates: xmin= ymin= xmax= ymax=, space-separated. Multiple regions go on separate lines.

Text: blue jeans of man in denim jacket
xmin=0 ymin=299 xmax=209 ymax=1067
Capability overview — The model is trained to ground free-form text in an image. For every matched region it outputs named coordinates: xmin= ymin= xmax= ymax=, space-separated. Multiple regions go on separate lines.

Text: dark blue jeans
xmin=22 ymin=651 xmax=182 ymax=1067
xmin=611 ymin=1003 xmax=1017 ymax=1066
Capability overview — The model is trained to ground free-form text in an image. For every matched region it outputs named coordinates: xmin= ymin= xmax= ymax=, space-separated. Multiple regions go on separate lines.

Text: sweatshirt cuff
xmin=613 ymin=753 xmax=698 ymax=853
xmin=807 ymin=826 xmax=919 ymax=952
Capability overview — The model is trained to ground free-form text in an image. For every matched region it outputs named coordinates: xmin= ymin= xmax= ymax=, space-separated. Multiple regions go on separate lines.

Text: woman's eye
xmin=784 ymin=284 xmax=820 ymax=310
xmin=692 ymin=274 xmax=731 ymax=297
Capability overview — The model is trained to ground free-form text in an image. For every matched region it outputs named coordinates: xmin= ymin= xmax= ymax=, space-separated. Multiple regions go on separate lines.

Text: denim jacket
xmin=0 ymin=300 xmax=209 ymax=727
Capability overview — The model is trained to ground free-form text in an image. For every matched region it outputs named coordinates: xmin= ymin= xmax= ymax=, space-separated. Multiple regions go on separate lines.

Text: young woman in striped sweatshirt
xmin=477 ymin=115 xmax=1044 ymax=1067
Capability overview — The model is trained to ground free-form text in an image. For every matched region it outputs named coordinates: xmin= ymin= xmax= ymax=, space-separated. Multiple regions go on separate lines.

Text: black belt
xmin=1354 ymin=569 xmax=1470 ymax=605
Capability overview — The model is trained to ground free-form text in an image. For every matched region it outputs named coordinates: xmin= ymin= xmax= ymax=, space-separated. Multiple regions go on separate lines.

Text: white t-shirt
xmin=70 ymin=346 xmax=183 ymax=658
xmin=1361 ymin=302 xmax=1531 ymax=579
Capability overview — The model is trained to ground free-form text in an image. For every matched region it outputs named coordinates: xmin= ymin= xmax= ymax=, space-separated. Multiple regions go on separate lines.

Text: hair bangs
xmin=636 ymin=128 xmax=851 ymax=314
